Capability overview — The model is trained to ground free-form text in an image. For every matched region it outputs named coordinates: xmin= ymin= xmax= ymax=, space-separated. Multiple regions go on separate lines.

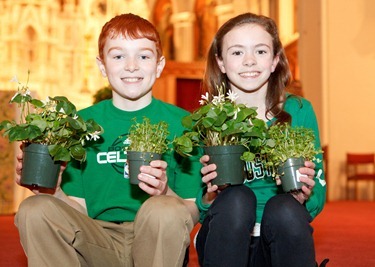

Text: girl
xmin=195 ymin=13 xmax=326 ymax=267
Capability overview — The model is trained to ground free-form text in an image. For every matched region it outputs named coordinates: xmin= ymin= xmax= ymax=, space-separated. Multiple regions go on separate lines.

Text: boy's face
xmin=97 ymin=35 xmax=165 ymax=103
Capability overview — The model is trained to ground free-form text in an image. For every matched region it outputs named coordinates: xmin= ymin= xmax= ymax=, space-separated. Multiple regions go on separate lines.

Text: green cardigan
xmin=196 ymin=95 xmax=326 ymax=224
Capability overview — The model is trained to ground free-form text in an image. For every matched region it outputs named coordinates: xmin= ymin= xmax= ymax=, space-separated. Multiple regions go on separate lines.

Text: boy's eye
xmin=139 ymin=55 xmax=150 ymax=60
xmin=113 ymin=55 xmax=124 ymax=60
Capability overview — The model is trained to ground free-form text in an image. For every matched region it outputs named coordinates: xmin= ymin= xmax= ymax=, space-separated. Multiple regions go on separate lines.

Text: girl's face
xmin=216 ymin=24 xmax=279 ymax=94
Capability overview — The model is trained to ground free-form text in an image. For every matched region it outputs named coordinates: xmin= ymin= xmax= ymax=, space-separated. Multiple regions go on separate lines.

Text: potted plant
xmin=173 ymin=84 xmax=271 ymax=187
xmin=263 ymin=122 xmax=322 ymax=192
xmin=0 ymin=72 xmax=104 ymax=189
xmin=126 ymin=117 xmax=170 ymax=185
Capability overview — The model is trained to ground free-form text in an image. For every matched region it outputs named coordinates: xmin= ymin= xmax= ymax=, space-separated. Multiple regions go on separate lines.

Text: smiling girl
xmin=195 ymin=13 xmax=326 ymax=267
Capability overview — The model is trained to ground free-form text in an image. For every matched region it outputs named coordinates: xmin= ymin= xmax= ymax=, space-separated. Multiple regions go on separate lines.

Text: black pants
xmin=196 ymin=185 xmax=315 ymax=267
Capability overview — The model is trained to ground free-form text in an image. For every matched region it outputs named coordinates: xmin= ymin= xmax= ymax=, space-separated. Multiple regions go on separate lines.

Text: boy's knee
xmin=138 ymin=195 xmax=190 ymax=226
xmin=16 ymin=195 xmax=60 ymax=226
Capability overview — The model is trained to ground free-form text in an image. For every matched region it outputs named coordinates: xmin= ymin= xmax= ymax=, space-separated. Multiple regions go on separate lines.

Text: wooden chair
xmin=346 ymin=153 xmax=375 ymax=200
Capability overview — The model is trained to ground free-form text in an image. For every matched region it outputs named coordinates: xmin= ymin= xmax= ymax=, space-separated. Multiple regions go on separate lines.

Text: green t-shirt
xmin=196 ymin=95 xmax=326 ymax=223
xmin=61 ymin=98 xmax=203 ymax=222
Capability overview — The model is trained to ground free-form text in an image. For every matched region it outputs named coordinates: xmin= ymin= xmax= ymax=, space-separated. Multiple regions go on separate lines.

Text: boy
xmin=15 ymin=13 xmax=202 ymax=267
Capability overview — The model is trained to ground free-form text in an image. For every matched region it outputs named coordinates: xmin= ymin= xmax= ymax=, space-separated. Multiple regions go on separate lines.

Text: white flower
xmin=233 ymin=107 xmax=240 ymax=120
xmin=86 ymin=131 xmax=101 ymax=141
xmin=212 ymin=94 xmax=225 ymax=105
xmin=59 ymin=107 xmax=66 ymax=114
xmin=41 ymin=97 xmax=50 ymax=105
xmin=226 ymin=90 xmax=238 ymax=102
xmin=10 ymin=75 xmax=19 ymax=83
xmin=199 ymin=99 xmax=205 ymax=105
xmin=73 ymin=114 xmax=79 ymax=120
xmin=201 ymin=92 xmax=209 ymax=101
xmin=23 ymin=89 xmax=31 ymax=96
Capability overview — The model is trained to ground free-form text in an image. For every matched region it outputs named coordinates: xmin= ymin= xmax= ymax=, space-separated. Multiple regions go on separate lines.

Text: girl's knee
xmin=213 ymin=186 xmax=256 ymax=216
xmin=263 ymin=194 xmax=311 ymax=233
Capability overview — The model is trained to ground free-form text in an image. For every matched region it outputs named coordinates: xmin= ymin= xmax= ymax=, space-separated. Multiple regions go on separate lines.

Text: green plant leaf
xmin=69 ymin=145 xmax=87 ymax=162
xmin=30 ymin=99 xmax=44 ymax=108
xmin=8 ymin=125 xmax=42 ymax=141
xmin=48 ymin=144 xmax=71 ymax=162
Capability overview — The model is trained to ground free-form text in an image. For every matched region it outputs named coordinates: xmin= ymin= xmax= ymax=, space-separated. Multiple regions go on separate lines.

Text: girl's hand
xmin=200 ymin=155 xmax=219 ymax=193
xmin=138 ymin=160 xmax=169 ymax=196
xmin=292 ymin=160 xmax=316 ymax=204
xmin=200 ymin=155 xmax=220 ymax=204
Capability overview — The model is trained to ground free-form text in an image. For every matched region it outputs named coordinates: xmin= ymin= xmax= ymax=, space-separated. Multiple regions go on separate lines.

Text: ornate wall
xmin=0 ymin=0 xmax=300 ymax=212
xmin=0 ymin=91 xmax=17 ymax=214
xmin=0 ymin=0 xmax=291 ymax=109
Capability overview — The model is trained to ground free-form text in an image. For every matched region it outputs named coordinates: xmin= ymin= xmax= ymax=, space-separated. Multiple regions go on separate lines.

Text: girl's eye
xmin=231 ymin=51 xmax=243 ymax=56
xmin=256 ymin=50 xmax=268 ymax=55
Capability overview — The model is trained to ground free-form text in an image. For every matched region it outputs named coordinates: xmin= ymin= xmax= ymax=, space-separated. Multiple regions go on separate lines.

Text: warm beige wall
xmin=299 ymin=0 xmax=375 ymax=200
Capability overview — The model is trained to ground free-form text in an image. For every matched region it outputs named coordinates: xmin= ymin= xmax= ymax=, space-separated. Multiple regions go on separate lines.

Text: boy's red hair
xmin=98 ymin=13 xmax=163 ymax=61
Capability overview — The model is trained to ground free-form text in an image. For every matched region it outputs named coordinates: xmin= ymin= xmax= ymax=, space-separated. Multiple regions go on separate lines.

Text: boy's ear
xmin=156 ymin=56 xmax=166 ymax=78
xmin=96 ymin=56 xmax=107 ymax=77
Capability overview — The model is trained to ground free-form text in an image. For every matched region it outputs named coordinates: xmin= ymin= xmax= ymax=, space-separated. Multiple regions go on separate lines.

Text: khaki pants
xmin=15 ymin=194 xmax=193 ymax=267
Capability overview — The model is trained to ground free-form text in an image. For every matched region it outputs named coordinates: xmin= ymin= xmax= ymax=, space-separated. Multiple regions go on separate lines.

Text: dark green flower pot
xmin=204 ymin=145 xmax=246 ymax=187
xmin=127 ymin=151 xmax=162 ymax=185
xmin=278 ymin=157 xmax=305 ymax=193
xmin=21 ymin=143 xmax=61 ymax=189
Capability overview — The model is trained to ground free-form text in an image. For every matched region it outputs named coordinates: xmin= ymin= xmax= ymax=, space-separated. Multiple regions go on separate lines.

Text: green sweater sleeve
xmin=195 ymin=186 xmax=211 ymax=223
xmin=288 ymin=96 xmax=326 ymax=219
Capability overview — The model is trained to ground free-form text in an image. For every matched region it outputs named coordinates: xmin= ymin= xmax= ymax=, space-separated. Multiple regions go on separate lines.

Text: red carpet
xmin=312 ymin=201 xmax=375 ymax=267
xmin=1 ymin=201 xmax=374 ymax=267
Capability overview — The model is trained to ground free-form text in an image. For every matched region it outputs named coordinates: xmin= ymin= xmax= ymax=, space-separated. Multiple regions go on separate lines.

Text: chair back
xmin=347 ymin=153 xmax=375 ymax=164
xmin=346 ymin=153 xmax=375 ymax=178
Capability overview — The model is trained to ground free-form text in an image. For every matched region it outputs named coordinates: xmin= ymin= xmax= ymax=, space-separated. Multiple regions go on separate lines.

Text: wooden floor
xmin=1 ymin=201 xmax=375 ymax=267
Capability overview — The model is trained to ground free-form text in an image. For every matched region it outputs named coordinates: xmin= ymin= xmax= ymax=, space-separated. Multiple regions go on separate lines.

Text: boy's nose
xmin=125 ymin=59 xmax=139 ymax=72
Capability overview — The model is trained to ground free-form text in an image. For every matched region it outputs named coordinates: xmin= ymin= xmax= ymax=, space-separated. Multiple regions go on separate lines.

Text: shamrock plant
xmin=263 ymin=122 xmax=322 ymax=175
xmin=173 ymin=83 xmax=271 ymax=161
xmin=127 ymin=117 xmax=170 ymax=154
xmin=0 ymin=72 xmax=104 ymax=162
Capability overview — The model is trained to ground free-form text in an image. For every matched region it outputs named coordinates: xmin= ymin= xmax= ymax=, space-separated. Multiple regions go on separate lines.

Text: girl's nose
xmin=243 ymin=53 xmax=256 ymax=66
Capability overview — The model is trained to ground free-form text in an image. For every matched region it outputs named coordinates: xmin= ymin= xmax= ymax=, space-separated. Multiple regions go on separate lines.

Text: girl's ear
xmin=96 ymin=56 xmax=107 ymax=77
xmin=271 ymin=54 xmax=280 ymax=73
xmin=215 ymin=54 xmax=226 ymax=74
xmin=156 ymin=56 xmax=166 ymax=78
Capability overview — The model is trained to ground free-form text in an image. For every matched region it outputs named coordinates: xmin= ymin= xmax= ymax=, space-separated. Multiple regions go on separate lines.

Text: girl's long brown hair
xmin=203 ymin=12 xmax=292 ymax=124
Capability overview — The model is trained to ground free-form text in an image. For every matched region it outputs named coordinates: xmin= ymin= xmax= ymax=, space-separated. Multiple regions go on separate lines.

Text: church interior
xmin=0 ymin=0 xmax=374 ymax=213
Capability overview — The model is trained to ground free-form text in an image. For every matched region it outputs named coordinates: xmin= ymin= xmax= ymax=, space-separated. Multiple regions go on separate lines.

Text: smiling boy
xmin=15 ymin=13 xmax=202 ymax=267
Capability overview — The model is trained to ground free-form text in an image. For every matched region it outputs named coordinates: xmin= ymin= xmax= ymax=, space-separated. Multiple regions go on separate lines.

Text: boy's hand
xmin=15 ymin=150 xmax=66 ymax=195
xmin=138 ymin=160 xmax=169 ymax=196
